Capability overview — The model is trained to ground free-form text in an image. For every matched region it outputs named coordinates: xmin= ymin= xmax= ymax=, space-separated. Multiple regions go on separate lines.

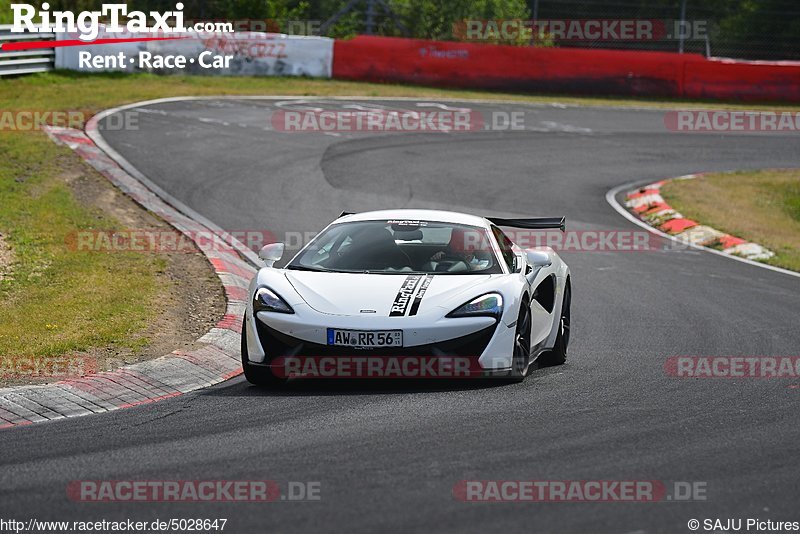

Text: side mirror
xmin=258 ymin=243 xmax=285 ymax=268
xmin=512 ymin=254 xmax=524 ymax=273
xmin=525 ymin=249 xmax=552 ymax=270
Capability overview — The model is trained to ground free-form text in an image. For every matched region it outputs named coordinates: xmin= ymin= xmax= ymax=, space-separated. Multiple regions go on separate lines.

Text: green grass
xmin=661 ymin=169 xmax=800 ymax=272
xmin=2 ymin=70 xmax=800 ymax=360
xmin=782 ymin=180 xmax=800 ymax=223
xmin=0 ymin=134 xmax=162 ymax=357
xmin=0 ymin=1 xmax=10 ymax=24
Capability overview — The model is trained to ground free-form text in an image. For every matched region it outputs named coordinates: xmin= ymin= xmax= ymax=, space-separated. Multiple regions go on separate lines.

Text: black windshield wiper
xmin=286 ymin=265 xmax=329 ymax=272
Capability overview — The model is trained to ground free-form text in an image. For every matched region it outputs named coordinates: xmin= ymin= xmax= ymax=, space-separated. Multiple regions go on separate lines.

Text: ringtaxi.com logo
xmin=452 ymin=480 xmax=707 ymax=502
xmin=9 ymin=3 xmax=230 ymax=42
xmin=187 ymin=18 xmax=321 ymax=35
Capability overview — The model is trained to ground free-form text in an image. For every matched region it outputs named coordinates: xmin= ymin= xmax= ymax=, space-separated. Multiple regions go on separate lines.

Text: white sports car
xmin=241 ymin=209 xmax=571 ymax=384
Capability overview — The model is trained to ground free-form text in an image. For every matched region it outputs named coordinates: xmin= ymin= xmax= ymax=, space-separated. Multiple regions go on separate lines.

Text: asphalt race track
xmin=2 ymin=98 xmax=799 ymax=533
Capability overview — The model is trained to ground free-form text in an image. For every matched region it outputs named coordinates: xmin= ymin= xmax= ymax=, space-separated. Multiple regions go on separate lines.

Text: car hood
xmin=284 ymin=271 xmax=496 ymax=316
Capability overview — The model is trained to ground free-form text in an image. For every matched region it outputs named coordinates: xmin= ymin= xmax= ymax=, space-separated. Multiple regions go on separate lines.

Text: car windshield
xmin=287 ymin=220 xmax=504 ymax=274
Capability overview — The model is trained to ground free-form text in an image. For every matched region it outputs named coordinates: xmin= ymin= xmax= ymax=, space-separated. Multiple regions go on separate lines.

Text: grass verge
xmin=0 ymin=135 xmax=163 ymax=359
xmin=660 ymin=169 xmax=800 ymax=272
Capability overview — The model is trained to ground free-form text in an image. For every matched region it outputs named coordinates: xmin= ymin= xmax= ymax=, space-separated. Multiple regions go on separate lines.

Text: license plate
xmin=327 ymin=328 xmax=403 ymax=348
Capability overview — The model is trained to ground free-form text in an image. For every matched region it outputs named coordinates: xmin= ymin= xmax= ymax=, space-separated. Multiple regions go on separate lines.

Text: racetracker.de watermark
xmin=67 ymin=480 xmax=321 ymax=502
xmin=665 ymin=356 xmax=800 ymax=378
xmin=0 ymin=355 xmax=98 ymax=380
xmin=502 ymin=230 xmax=668 ymax=252
xmin=665 ymin=111 xmax=800 ymax=132
xmin=65 ymin=229 xmax=684 ymax=255
xmin=65 ymin=229 xmax=277 ymax=254
xmin=0 ymin=110 xmax=138 ymax=132
xmin=270 ymin=109 xmax=526 ymax=133
xmin=450 ymin=229 xmax=685 ymax=253
xmin=271 ymin=356 xmax=482 ymax=379
xmin=453 ymin=480 xmax=707 ymax=502
xmin=453 ymin=19 xmax=707 ymax=42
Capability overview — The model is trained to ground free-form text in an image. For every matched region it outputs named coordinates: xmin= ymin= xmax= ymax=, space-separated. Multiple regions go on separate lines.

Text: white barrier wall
xmin=55 ymin=28 xmax=333 ymax=77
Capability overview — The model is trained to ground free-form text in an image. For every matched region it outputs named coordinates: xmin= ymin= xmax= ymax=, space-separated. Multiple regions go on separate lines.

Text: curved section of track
xmin=2 ymin=98 xmax=799 ymax=533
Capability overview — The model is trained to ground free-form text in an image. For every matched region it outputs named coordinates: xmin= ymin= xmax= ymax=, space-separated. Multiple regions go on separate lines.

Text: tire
xmin=503 ymin=302 xmax=531 ymax=383
xmin=241 ymin=316 xmax=287 ymax=387
xmin=538 ymin=282 xmax=571 ymax=367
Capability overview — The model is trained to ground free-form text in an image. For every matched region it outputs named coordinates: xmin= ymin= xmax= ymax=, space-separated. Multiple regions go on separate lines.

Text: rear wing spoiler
xmin=338 ymin=212 xmax=566 ymax=231
xmin=487 ymin=216 xmax=566 ymax=232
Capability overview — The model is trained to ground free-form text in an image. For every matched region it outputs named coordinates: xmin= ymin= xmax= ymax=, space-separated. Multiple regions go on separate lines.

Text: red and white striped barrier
xmin=624 ymin=174 xmax=774 ymax=261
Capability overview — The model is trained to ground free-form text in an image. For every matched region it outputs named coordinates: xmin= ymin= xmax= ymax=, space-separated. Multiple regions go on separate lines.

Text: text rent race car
xmin=242 ymin=210 xmax=571 ymax=384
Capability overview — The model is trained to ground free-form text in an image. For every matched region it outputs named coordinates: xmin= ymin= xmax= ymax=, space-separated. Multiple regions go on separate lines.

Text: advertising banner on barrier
xmin=55 ymin=26 xmax=333 ymax=77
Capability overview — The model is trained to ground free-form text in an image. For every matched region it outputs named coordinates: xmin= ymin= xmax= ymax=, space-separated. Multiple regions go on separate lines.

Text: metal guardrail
xmin=0 ymin=25 xmax=55 ymax=76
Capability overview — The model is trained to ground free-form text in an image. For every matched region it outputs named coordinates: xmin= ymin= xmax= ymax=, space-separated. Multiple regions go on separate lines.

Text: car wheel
xmin=241 ymin=316 xmax=287 ymax=387
xmin=505 ymin=303 xmax=531 ymax=383
xmin=538 ymin=283 xmax=570 ymax=367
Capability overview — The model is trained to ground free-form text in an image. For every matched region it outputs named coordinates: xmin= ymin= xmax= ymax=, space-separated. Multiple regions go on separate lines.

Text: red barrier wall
xmin=333 ymin=36 xmax=800 ymax=102
xmin=683 ymin=57 xmax=800 ymax=101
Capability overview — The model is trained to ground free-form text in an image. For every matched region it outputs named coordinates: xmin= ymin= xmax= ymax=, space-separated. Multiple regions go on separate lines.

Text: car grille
xmin=255 ymin=320 xmax=497 ymax=361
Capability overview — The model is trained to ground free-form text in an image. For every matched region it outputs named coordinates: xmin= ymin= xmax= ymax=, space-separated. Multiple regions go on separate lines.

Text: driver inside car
xmin=429 ymin=228 xmax=489 ymax=271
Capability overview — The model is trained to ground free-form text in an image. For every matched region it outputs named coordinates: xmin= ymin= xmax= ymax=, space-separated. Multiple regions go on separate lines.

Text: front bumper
xmin=244 ymin=303 xmax=516 ymax=373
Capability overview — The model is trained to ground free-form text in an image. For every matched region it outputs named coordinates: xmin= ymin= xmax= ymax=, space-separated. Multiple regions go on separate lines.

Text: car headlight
xmin=253 ymin=287 xmax=294 ymax=314
xmin=447 ymin=293 xmax=503 ymax=318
